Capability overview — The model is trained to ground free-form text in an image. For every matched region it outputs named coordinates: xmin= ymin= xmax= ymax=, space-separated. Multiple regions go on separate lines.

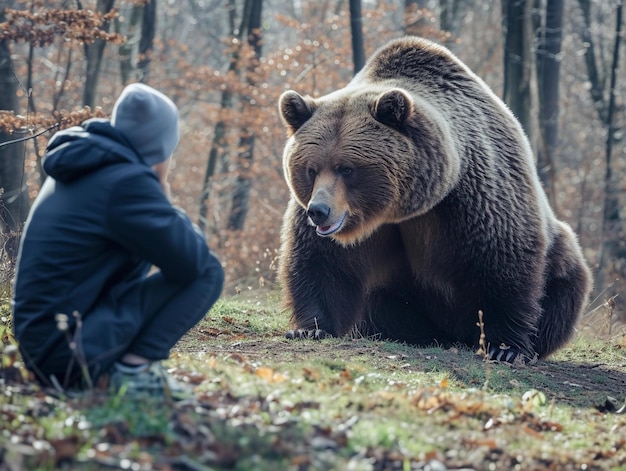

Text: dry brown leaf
xmin=49 ymin=436 xmax=80 ymax=462
xmin=256 ymin=366 xmax=275 ymax=380
xmin=256 ymin=367 xmax=286 ymax=383
xmin=462 ymin=438 xmax=499 ymax=449
xmin=226 ymin=352 xmax=248 ymax=364
xmin=291 ymin=455 xmax=311 ymax=466
xmin=521 ymin=424 xmax=544 ymax=438
xmin=376 ymin=391 xmax=396 ymax=401
xmin=184 ymin=372 xmax=207 ymax=385
xmin=302 ymin=367 xmax=320 ymax=381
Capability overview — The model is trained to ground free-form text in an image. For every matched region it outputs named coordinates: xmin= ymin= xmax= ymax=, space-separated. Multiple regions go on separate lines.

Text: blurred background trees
xmin=0 ymin=0 xmax=625 ymax=328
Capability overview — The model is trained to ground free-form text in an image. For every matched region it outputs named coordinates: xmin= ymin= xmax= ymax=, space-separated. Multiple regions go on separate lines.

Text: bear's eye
xmin=307 ymin=168 xmax=316 ymax=180
xmin=338 ymin=166 xmax=353 ymax=177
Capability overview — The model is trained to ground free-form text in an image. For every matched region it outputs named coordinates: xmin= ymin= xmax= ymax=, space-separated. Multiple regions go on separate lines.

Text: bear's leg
xmin=279 ymin=200 xmax=367 ymax=338
xmin=534 ymin=223 xmax=592 ymax=358
xmin=476 ymin=297 xmax=541 ymax=363
xmin=284 ymin=272 xmax=366 ymax=339
xmin=365 ymin=287 xmax=455 ymax=346
xmin=444 ymin=277 xmax=543 ymax=362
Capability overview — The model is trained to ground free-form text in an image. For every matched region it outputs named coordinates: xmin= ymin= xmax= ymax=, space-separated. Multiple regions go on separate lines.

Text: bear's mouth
xmin=316 ymin=212 xmax=347 ymax=236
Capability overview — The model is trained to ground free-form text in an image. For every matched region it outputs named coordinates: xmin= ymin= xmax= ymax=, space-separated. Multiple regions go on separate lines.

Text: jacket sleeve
xmin=106 ymin=170 xmax=215 ymax=281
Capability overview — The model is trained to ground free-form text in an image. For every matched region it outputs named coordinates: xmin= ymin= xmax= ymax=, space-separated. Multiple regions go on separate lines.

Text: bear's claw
xmin=486 ymin=344 xmax=537 ymax=365
xmin=285 ymin=329 xmax=330 ymax=340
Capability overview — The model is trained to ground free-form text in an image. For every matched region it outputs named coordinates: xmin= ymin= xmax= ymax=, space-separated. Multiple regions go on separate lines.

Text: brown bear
xmin=276 ymin=36 xmax=592 ymax=362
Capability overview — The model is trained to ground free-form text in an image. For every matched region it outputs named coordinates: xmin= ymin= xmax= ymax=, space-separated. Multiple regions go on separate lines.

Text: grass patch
xmin=2 ymin=291 xmax=626 ymax=470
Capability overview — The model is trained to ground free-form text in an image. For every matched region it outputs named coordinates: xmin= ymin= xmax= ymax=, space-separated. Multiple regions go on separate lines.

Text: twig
xmin=476 ymin=310 xmax=487 ymax=358
xmin=0 ymin=123 xmax=60 ymax=148
xmin=476 ymin=310 xmax=492 ymax=391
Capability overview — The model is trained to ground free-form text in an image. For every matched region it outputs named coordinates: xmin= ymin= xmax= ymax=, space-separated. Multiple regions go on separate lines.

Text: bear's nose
xmin=307 ymin=202 xmax=331 ymax=226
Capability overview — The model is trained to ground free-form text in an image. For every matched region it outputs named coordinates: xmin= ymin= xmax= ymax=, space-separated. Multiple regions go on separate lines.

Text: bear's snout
xmin=305 ymin=182 xmax=349 ymax=237
xmin=307 ymin=201 xmax=331 ymax=226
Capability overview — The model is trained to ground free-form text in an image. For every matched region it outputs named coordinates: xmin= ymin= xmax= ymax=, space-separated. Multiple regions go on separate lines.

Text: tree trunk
xmin=502 ymin=0 xmax=533 ymax=139
xmin=117 ymin=4 xmax=143 ymax=85
xmin=404 ymin=0 xmax=429 ymax=35
xmin=228 ymin=0 xmax=264 ymax=231
xmin=83 ymin=0 xmax=116 ymax=107
xmin=440 ymin=0 xmax=472 ymax=42
xmin=0 ymin=12 xmax=29 ymax=264
xmin=349 ymin=0 xmax=365 ymax=75
xmin=137 ymin=0 xmax=156 ymax=83
xmin=535 ymin=0 xmax=564 ymax=209
xmin=596 ymin=0 xmax=623 ymax=290
xmin=575 ymin=0 xmax=624 ymax=291
xmin=198 ymin=0 xmax=250 ymax=233
xmin=26 ymin=40 xmax=46 ymax=184
xmin=577 ymin=0 xmax=608 ymax=123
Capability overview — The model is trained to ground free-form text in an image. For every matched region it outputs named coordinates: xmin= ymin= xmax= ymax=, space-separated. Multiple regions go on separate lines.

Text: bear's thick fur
xmin=277 ymin=36 xmax=592 ymax=362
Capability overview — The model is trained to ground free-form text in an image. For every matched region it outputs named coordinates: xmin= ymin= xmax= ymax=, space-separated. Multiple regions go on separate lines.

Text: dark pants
xmin=33 ymin=254 xmax=224 ymax=389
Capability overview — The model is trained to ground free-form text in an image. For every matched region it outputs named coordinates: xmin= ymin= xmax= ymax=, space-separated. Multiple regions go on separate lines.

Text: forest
xmin=0 ymin=0 xmax=624 ymax=329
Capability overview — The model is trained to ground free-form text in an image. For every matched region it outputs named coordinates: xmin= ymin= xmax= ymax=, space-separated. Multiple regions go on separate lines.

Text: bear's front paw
xmin=486 ymin=343 xmax=537 ymax=365
xmin=285 ymin=329 xmax=331 ymax=340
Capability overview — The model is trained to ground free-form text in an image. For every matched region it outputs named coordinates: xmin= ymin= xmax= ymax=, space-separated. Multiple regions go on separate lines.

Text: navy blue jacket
xmin=12 ymin=119 xmax=214 ymax=365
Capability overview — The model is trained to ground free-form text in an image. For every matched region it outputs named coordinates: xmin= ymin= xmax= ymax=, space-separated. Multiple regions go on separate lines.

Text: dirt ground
xmin=176 ymin=320 xmax=626 ymax=412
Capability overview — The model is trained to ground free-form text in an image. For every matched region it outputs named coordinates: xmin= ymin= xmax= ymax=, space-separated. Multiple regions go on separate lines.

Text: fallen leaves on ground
xmin=3 ymin=338 xmax=626 ymax=470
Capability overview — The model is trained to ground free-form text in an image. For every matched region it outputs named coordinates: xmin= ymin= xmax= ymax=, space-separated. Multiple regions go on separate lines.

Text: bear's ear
xmin=279 ymin=91 xmax=316 ymax=135
xmin=371 ymin=89 xmax=413 ymax=130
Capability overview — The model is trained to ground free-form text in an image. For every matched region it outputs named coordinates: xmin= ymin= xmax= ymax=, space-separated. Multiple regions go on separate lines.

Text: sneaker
xmin=109 ymin=361 xmax=193 ymax=400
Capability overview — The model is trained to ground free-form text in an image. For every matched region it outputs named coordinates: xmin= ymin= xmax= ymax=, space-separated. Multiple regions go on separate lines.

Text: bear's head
xmin=278 ymin=86 xmax=460 ymax=246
